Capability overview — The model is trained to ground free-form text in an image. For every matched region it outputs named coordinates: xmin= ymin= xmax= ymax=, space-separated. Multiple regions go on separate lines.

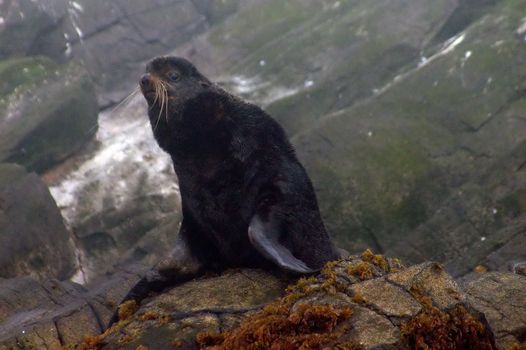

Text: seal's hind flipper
xmin=248 ymin=214 xmax=316 ymax=274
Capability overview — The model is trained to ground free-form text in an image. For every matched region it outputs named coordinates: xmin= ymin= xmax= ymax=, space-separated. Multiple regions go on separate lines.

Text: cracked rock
xmin=68 ymin=254 xmax=504 ymax=349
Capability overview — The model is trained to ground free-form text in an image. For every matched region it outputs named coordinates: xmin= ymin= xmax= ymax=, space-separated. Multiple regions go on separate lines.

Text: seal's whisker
xmin=160 ymin=84 xmax=168 ymax=121
xmin=87 ymin=122 xmax=99 ymax=136
xmin=151 ymin=80 xmax=161 ymax=131
xmin=158 ymin=80 xmax=166 ymax=97
xmin=157 ymin=80 xmax=169 ymax=124
xmin=110 ymin=86 xmax=140 ymax=115
xmin=154 ymin=81 xmax=166 ymax=132
xmin=158 ymin=83 xmax=165 ymax=121
xmin=153 ymin=111 xmax=162 ymax=131
xmin=159 ymin=82 xmax=169 ymax=123
xmin=165 ymin=89 xmax=169 ymax=123
xmin=152 ymin=80 xmax=161 ymax=107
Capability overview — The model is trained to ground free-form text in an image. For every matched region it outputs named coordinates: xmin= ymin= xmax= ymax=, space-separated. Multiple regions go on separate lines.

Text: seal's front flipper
xmin=107 ymin=269 xmax=171 ymax=327
xmin=107 ymin=232 xmax=203 ymax=328
xmin=248 ymin=214 xmax=317 ymax=274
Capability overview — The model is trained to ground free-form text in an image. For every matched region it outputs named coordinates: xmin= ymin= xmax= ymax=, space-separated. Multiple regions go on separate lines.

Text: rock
xmin=0 ymin=163 xmax=76 ymax=281
xmin=0 ymin=56 xmax=98 ymax=173
xmin=191 ymin=0 xmax=241 ymax=25
xmin=48 ymin=96 xmax=181 ymax=283
xmin=0 ymin=0 xmax=69 ymax=60
xmin=465 ymin=272 xmax=526 ymax=349
xmin=2 ymin=253 xmax=522 ymax=349
xmin=0 ymin=0 xmax=244 ymax=105
xmin=60 ymin=0 xmax=244 ymax=105
xmin=63 ymin=0 xmax=205 ymax=102
xmin=293 ymin=0 xmax=526 ymax=266
xmin=67 ymin=253 xmax=503 ymax=350
xmin=85 ymin=269 xmax=296 ymax=349
xmin=75 ymin=215 xmax=181 ymax=283
xmin=445 ymin=214 xmax=526 ymax=279
xmin=0 ymin=266 xmax=144 ymax=348
xmin=475 ymin=215 xmax=526 ymax=274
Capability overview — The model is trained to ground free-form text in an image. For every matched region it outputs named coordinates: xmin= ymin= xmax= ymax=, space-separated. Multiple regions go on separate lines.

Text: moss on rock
xmin=0 ymin=57 xmax=98 ymax=172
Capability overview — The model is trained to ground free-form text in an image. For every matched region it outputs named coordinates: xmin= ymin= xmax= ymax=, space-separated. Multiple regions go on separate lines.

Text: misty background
xmin=1 ymin=0 xmax=525 ymax=289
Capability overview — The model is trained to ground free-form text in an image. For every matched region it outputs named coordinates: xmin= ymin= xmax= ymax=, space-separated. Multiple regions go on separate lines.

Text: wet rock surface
xmin=0 ymin=163 xmax=76 ymax=281
xmin=0 ymin=0 xmax=247 ymax=105
xmin=0 ymin=0 xmax=69 ymax=60
xmin=464 ymin=272 xmax=526 ymax=349
xmin=61 ymin=253 xmax=525 ymax=350
xmin=97 ymin=269 xmax=292 ymax=350
xmin=1 ymin=253 xmax=523 ymax=349
xmin=0 ymin=57 xmax=98 ymax=173
xmin=58 ymin=0 xmax=245 ymax=105
xmin=0 ymin=266 xmax=144 ymax=349
xmin=48 ymin=96 xmax=181 ymax=282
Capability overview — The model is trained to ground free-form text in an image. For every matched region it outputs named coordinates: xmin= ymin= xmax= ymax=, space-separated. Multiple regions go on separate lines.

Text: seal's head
xmin=140 ymin=56 xmax=233 ymax=153
xmin=139 ymin=56 xmax=212 ymax=127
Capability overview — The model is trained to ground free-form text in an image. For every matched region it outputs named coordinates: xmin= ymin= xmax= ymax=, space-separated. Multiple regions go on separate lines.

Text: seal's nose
xmin=140 ymin=74 xmax=151 ymax=88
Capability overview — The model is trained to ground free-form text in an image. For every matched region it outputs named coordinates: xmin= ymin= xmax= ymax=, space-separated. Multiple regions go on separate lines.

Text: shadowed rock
xmin=0 ymin=57 xmax=98 ymax=173
xmin=464 ymin=272 xmax=526 ymax=349
xmin=0 ymin=266 xmax=144 ymax=348
xmin=0 ymin=163 xmax=76 ymax=281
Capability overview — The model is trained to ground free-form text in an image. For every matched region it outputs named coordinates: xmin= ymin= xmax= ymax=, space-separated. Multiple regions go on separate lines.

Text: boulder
xmin=0 ymin=0 xmax=69 ymax=60
xmin=75 ymin=215 xmax=181 ymax=283
xmin=0 ymin=266 xmax=144 ymax=348
xmin=0 ymin=163 xmax=76 ymax=281
xmin=48 ymin=96 xmax=181 ymax=282
xmin=478 ymin=216 xmax=526 ymax=274
xmin=465 ymin=272 xmax=526 ymax=349
xmin=67 ymin=253 xmax=521 ymax=350
xmin=0 ymin=56 xmax=98 ymax=173
xmin=60 ymin=0 xmax=244 ymax=105
xmin=1 ymin=252 xmax=524 ymax=349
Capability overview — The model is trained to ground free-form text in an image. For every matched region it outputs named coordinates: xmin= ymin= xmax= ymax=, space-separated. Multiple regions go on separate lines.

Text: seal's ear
xmin=248 ymin=213 xmax=317 ymax=274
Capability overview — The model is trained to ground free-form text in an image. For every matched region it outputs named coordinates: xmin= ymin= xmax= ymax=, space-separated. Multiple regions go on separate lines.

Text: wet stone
xmin=351 ymin=279 xmax=422 ymax=318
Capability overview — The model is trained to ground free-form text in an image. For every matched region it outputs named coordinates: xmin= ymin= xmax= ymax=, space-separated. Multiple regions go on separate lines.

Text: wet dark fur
xmin=108 ymin=57 xmax=338 ymax=327
xmin=146 ymin=56 xmax=338 ymax=270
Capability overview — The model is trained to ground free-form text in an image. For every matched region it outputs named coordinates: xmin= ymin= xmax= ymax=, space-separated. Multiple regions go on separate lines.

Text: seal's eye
xmin=168 ymin=72 xmax=180 ymax=82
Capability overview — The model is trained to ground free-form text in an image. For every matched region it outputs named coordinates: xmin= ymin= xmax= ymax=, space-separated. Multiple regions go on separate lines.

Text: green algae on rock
xmin=0 ymin=57 xmax=98 ymax=173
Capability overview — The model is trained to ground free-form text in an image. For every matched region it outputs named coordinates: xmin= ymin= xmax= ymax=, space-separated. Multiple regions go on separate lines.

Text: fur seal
xmin=109 ymin=56 xmax=339 ymax=326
